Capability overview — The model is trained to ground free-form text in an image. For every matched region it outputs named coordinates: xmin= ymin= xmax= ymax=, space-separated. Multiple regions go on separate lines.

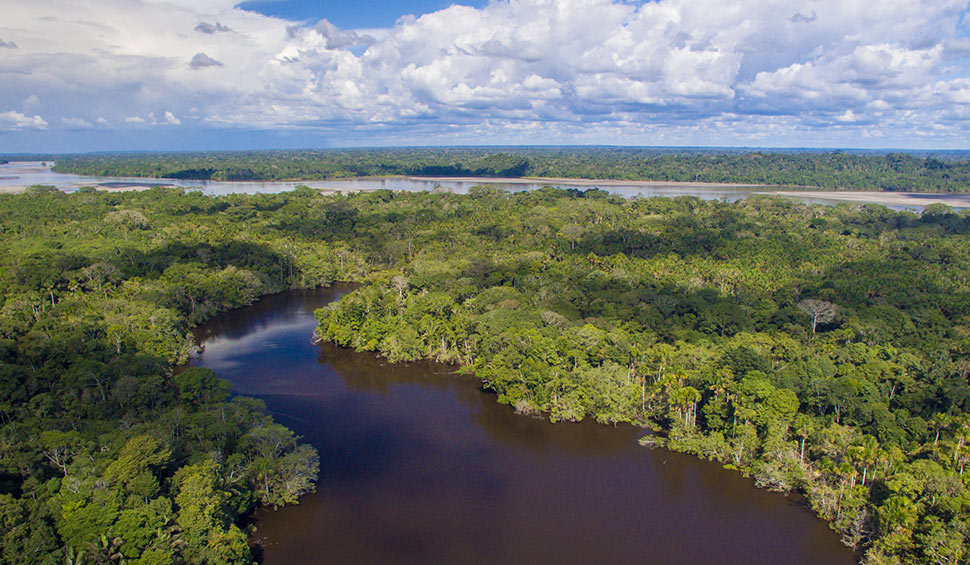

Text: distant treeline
xmin=49 ymin=147 xmax=970 ymax=192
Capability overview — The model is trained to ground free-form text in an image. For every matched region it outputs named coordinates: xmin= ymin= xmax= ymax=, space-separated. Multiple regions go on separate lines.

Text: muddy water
xmin=191 ymin=286 xmax=857 ymax=565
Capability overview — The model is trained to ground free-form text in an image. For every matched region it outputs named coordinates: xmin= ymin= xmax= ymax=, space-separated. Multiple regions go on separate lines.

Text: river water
xmin=190 ymin=286 xmax=857 ymax=565
xmin=0 ymin=161 xmax=763 ymax=200
xmin=6 ymin=160 xmax=969 ymax=210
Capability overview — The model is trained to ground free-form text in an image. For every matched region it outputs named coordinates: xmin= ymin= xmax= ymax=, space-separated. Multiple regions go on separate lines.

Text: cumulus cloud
xmin=0 ymin=111 xmax=47 ymax=130
xmin=122 ymin=111 xmax=181 ymax=126
xmin=1 ymin=0 xmax=970 ymax=147
xmin=195 ymin=21 xmax=231 ymax=34
xmin=743 ymin=42 xmax=945 ymax=118
xmin=189 ymin=52 xmax=223 ymax=69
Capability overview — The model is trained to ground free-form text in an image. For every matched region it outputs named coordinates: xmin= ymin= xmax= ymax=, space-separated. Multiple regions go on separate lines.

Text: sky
xmin=2 ymin=0 xmax=970 ymax=153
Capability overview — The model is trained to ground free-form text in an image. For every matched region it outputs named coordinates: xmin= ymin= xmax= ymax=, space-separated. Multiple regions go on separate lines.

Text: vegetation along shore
xmin=2 ymin=175 xmax=970 ymax=563
xmin=46 ymin=147 xmax=970 ymax=193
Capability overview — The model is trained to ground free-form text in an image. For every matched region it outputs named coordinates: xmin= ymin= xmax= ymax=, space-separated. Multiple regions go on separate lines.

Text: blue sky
xmin=2 ymin=0 xmax=970 ymax=153
xmin=236 ymin=0 xmax=489 ymax=29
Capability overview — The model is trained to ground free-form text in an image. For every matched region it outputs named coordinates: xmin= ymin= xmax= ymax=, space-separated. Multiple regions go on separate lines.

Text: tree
xmin=39 ymin=430 xmax=81 ymax=477
xmin=103 ymin=435 xmax=172 ymax=501
xmin=798 ymin=299 xmax=838 ymax=335
xmin=792 ymin=413 xmax=815 ymax=463
xmin=669 ymin=386 xmax=701 ymax=428
xmin=241 ymin=424 xmax=319 ymax=507
xmin=110 ymin=498 xmax=174 ymax=559
xmin=173 ymin=460 xmax=232 ymax=558
xmin=175 ymin=367 xmax=231 ymax=409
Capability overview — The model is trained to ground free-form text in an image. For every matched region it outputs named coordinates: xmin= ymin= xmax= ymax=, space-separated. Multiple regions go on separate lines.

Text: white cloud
xmin=836 ymin=110 xmax=859 ymax=123
xmin=23 ymin=95 xmax=40 ymax=112
xmin=0 ymin=110 xmax=48 ymax=130
xmin=60 ymin=117 xmax=94 ymax=129
xmin=122 ymin=111 xmax=181 ymax=126
xmin=0 ymin=0 xmax=969 ymax=147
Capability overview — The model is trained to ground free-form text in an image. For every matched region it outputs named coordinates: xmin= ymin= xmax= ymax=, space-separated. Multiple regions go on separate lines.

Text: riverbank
xmin=193 ymin=286 xmax=857 ymax=565
xmin=3 ymin=160 xmax=967 ymax=209
xmin=0 ymin=183 xmax=167 ymax=194
xmin=0 ymin=166 xmax=772 ymax=195
xmin=409 ymin=175 xmax=772 ymax=190
xmin=0 ymin=180 xmax=364 ymax=195
xmin=759 ymin=189 xmax=970 ymax=208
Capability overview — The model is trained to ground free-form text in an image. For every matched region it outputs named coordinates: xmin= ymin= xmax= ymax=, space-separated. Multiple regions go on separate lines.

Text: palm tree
xmin=670 ymin=385 xmax=701 ymax=428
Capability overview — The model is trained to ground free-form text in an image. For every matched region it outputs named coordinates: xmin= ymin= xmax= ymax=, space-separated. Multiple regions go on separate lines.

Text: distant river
xmin=189 ymin=286 xmax=857 ymax=565
xmin=0 ymin=161 xmax=765 ymax=201
xmin=5 ymin=160 xmax=966 ymax=210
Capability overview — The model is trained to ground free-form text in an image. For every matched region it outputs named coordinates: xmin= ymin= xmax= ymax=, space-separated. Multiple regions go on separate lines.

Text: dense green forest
xmin=308 ymin=187 xmax=970 ymax=564
xmin=4 ymin=182 xmax=970 ymax=564
xmin=48 ymin=147 xmax=970 ymax=192
xmin=0 ymin=186 xmax=361 ymax=563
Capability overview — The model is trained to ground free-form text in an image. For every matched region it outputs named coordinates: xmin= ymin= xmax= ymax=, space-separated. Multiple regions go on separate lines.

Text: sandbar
xmin=758 ymin=190 xmax=970 ymax=208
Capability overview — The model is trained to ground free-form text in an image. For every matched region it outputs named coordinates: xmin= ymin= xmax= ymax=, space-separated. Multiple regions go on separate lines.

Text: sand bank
xmin=758 ymin=190 xmax=970 ymax=208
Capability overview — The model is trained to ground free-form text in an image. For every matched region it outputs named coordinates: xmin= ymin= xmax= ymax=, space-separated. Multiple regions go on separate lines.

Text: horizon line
xmin=3 ymin=144 xmax=969 ymax=158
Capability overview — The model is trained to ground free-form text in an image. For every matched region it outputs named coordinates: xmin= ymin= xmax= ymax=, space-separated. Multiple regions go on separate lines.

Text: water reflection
xmin=191 ymin=287 xmax=857 ymax=565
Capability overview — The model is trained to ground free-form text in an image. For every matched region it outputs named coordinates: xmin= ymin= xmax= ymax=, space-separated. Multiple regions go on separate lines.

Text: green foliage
xmin=111 ymin=497 xmax=173 ymax=559
xmin=175 ymin=368 xmax=231 ymax=408
xmin=102 ymin=435 xmax=171 ymax=501
xmin=4 ymin=172 xmax=970 ymax=563
xmin=240 ymin=424 xmax=319 ymax=508
xmin=0 ymin=188 xmax=331 ymax=562
xmin=52 ymin=147 xmax=970 ymax=192
xmin=300 ymin=187 xmax=970 ymax=562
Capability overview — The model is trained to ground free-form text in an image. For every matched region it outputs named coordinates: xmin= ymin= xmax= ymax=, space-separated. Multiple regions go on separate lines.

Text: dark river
xmin=190 ymin=285 xmax=858 ymax=565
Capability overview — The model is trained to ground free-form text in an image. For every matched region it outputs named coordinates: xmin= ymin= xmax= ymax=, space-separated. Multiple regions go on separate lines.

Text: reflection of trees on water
xmin=194 ymin=284 xmax=356 ymax=342
xmin=317 ymin=341 xmax=640 ymax=457
xmin=317 ymin=335 xmax=795 ymax=535
xmin=317 ymin=342 xmax=457 ymax=395
xmin=197 ymin=287 xmax=854 ymax=565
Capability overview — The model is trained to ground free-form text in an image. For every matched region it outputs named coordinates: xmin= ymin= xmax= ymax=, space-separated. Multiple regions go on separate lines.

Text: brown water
xmin=192 ymin=286 xmax=858 ymax=565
